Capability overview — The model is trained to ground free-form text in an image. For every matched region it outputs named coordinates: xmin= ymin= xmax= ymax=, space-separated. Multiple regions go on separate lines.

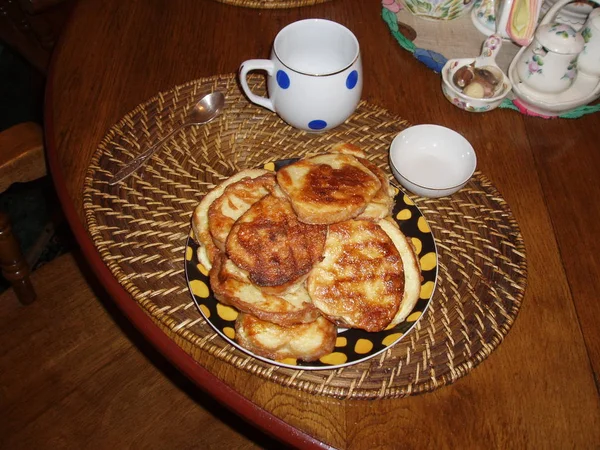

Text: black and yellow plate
xmin=184 ymin=161 xmax=438 ymax=370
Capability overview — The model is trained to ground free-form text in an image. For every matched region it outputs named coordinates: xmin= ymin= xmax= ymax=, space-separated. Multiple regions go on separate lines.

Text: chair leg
xmin=0 ymin=211 xmax=36 ymax=304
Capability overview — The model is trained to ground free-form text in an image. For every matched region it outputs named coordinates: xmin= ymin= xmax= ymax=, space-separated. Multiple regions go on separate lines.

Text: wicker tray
xmin=83 ymin=73 xmax=527 ymax=399
xmin=213 ymin=0 xmax=332 ymax=8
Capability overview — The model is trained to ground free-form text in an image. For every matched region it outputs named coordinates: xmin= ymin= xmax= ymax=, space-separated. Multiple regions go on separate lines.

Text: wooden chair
xmin=0 ymin=0 xmax=74 ymax=303
xmin=0 ymin=122 xmax=46 ymax=304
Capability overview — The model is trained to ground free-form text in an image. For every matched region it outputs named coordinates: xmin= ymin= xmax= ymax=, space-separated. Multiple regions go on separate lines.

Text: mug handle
xmin=239 ymin=59 xmax=276 ymax=112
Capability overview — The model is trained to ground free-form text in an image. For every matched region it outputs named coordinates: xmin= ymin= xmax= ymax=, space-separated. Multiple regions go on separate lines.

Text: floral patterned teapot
xmin=515 ymin=0 xmax=591 ymax=95
xmin=578 ymin=7 xmax=600 ymax=78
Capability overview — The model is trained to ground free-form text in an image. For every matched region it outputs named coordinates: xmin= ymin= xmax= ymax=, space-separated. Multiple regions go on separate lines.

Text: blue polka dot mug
xmin=239 ymin=19 xmax=362 ymax=132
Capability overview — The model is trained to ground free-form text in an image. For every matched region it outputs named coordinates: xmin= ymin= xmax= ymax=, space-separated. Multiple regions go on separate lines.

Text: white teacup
xmin=239 ymin=19 xmax=362 ymax=132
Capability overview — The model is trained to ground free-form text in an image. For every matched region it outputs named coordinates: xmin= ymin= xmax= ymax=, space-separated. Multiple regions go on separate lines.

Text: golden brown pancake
xmin=191 ymin=169 xmax=268 ymax=270
xmin=379 ymin=218 xmax=423 ymax=326
xmin=235 ymin=313 xmax=336 ymax=362
xmin=226 ymin=193 xmax=327 ymax=288
xmin=329 ymin=142 xmax=394 ymax=221
xmin=328 ymin=141 xmax=366 ymax=159
xmin=355 ymin=157 xmax=394 ymax=221
xmin=276 ymin=153 xmax=381 ymax=224
xmin=210 ymin=253 xmax=320 ymax=326
xmin=307 ymin=219 xmax=404 ymax=332
xmin=208 ymin=173 xmax=276 ymax=252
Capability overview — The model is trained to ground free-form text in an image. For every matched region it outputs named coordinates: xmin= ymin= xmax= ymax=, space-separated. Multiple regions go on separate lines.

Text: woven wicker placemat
xmin=213 ymin=0 xmax=332 ymax=8
xmin=83 ymin=73 xmax=527 ymax=399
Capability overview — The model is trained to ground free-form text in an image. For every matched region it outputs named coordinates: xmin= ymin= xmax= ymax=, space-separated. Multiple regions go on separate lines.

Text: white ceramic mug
xmin=239 ymin=19 xmax=362 ymax=132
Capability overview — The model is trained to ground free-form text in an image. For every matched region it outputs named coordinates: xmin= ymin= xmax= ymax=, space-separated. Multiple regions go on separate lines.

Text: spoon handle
xmin=109 ymin=124 xmax=186 ymax=185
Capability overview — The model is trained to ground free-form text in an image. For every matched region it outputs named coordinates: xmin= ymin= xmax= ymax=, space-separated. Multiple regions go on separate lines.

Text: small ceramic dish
xmin=441 ymin=35 xmax=512 ymax=113
xmin=389 ymin=124 xmax=477 ymax=198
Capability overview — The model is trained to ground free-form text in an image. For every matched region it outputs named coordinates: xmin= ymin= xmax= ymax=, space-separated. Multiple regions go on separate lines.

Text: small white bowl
xmin=389 ymin=125 xmax=477 ymax=198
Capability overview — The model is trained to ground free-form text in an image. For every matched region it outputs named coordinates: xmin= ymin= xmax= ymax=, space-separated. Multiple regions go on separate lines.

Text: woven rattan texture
xmin=83 ymin=73 xmax=527 ymax=399
xmin=213 ymin=0 xmax=331 ymax=8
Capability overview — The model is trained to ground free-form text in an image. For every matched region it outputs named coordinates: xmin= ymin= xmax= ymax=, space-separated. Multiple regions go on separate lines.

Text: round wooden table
xmin=45 ymin=0 xmax=600 ymax=447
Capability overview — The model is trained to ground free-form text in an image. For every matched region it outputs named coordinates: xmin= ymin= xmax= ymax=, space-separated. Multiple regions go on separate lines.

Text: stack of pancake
xmin=191 ymin=144 xmax=421 ymax=363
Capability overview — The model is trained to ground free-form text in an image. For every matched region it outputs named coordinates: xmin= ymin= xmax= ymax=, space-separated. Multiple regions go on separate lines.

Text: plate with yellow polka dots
xmin=184 ymin=163 xmax=438 ymax=370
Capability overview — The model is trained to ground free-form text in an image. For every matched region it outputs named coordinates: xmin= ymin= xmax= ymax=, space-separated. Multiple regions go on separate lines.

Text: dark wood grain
xmin=524 ymin=117 xmax=600 ymax=389
xmin=0 ymin=253 xmax=277 ymax=449
xmin=0 ymin=0 xmax=74 ymax=73
xmin=36 ymin=0 xmax=600 ymax=447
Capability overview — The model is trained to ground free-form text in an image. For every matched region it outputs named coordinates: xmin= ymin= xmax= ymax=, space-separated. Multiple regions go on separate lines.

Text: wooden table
xmin=45 ymin=0 xmax=600 ymax=447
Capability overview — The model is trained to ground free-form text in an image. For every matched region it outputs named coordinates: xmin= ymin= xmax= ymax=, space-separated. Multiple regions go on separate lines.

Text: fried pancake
xmin=235 ymin=313 xmax=336 ymax=362
xmin=210 ymin=253 xmax=320 ymax=326
xmin=329 ymin=141 xmax=366 ymax=159
xmin=356 ymin=157 xmax=394 ymax=221
xmin=329 ymin=142 xmax=394 ymax=221
xmin=276 ymin=153 xmax=381 ymax=224
xmin=379 ymin=218 xmax=423 ymax=327
xmin=307 ymin=219 xmax=404 ymax=332
xmin=208 ymin=173 xmax=276 ymax=252
xmin=226 ymin=193 xmax=327 ymax=287
xmin=191 ymin=169 xmax=268 ymax=270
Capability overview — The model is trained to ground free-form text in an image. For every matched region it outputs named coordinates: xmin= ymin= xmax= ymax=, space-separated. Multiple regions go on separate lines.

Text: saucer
xmin=508 ymin=47 xmax=600 ymax=117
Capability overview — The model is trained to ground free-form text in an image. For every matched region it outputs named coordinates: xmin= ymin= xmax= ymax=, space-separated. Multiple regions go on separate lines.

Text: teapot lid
xmin=536 ymin=23 xmax=584 ymax=54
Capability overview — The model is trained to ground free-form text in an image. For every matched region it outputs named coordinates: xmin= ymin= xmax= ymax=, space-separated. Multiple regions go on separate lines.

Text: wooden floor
xmin=0 ymin=253 xmax=282 ymax=449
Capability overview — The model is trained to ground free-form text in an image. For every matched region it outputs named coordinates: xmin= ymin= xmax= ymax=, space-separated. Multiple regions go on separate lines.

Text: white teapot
xmin=515 ymin=0 xmax=587 ymax=95
xmin=578 ymin=7 xmax=600 ymax=77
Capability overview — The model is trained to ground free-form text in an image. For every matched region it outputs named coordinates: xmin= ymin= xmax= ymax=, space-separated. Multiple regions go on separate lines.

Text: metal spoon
xmin=109 ymin=91 xmax=225 ymax=185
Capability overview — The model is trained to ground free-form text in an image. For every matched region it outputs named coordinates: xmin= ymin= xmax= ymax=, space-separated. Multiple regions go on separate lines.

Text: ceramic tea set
xmin=446 ymin=0 xmax=600 ymax=116
xmin=509 ymin=1 xmax=600 ymax=115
